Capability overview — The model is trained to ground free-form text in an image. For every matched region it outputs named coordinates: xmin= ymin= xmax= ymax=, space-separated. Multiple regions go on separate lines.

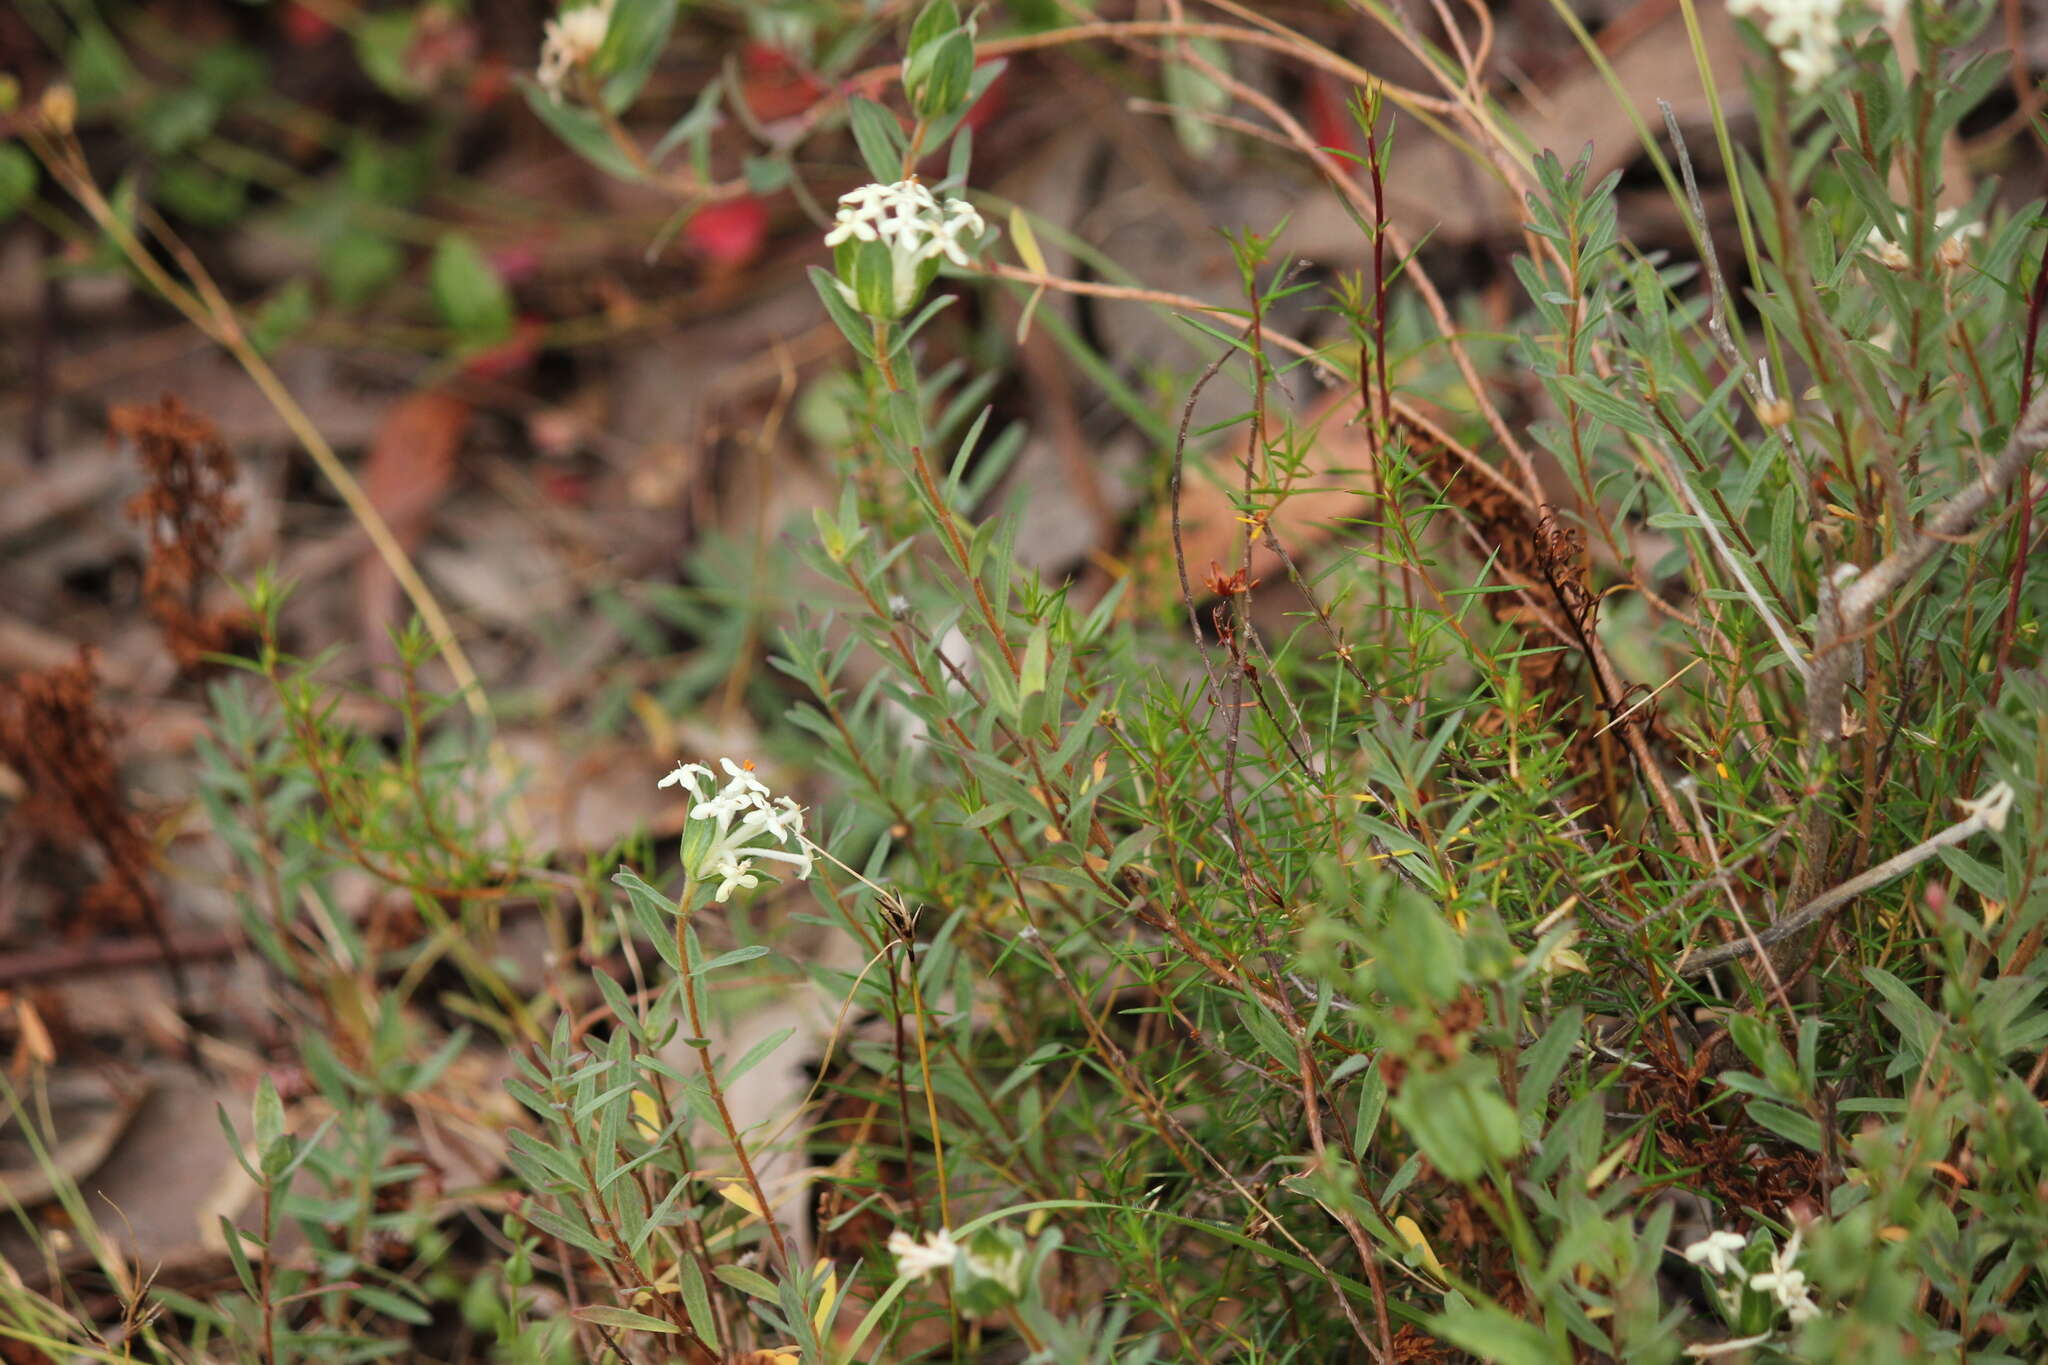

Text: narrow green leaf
xmin=572 ymin=1304 xmax=681 ymax=1334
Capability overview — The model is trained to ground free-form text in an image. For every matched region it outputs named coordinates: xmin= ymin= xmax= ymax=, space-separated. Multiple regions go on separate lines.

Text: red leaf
xmin=1303 ymin=71 xmax=1360 ymax=162
xmin=539 ymin=469 xmax=590 ymax=505
xmin=742 ymin=41 xmax=793 ymax=76
xmin=487 ymin=243 xmax=544 ymax=285
xmin=959 ymin=62 xmax=1009 ymax=134
xmin=461 ymin=317 xmax=544 ymax=383
xmin=686 ymin=197 xmax=770 ymax=268
xmin=283 ymin=4 xmax=334 ymax=46
xmin=738 ymin=41 xmax=827 ymax=121
xmin=465 ymin=54 xmax=513 ymax=111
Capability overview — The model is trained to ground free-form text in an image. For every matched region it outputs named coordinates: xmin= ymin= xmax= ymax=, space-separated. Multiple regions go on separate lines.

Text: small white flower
xmin=661 ymin=758 xmax=814 ymax=902
xmin=963 ymin=1242 xmax=1027 ymax=1295
xmin=889 ymin=1228 xmax=961 ymax=1279
xmin=659 ymin=761 xmax=713 ymax=793
xmin=1682 ymin=1229 xmax=1750 ymax=1279
xmin=1862 ymin=230 xmax=1911 ymax=271
xmin=1936 ymin=212 xmax=1986 ymax=269
xmin=1748 ymin=1226 xmax=1821 ymax=1324
xmin=1957 ymin=781 xmax=2014 ymax=834
xmin=1864 ymin=207 xmax=1986 ymax=272
xmin=709 ymin=855 xmax=760 ymax=902
xmin=537 ymin=0 xmax=613 ymax=101
xmin=718 ymin=756 xmax=770 ymax=793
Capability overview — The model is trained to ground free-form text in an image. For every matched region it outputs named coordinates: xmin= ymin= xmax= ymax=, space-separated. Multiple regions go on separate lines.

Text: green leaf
xmin=1161 ymin=36 xmax=1229 ymax=158
xmin=906 ymin=29 xmax=974 ymax=121
xmin=908 ymin=0 xmax=962 ymax=55
xmin=727 ymin=1027 xmax=795 ymax=1085
xmin=599 ymin=0 xmax=679 ymax=112
xmin=0 ymin=145 xmax=42 ymax=222
xmin=678 ymin=1255 xmax=719 ymax=1347
xmin=1018 ymin=625 xmax=1048 ymax=700
xmin=1235 ymin=998 xmax=1296 ymax=1071
xmin=1430 ymin=1297 xmax=1558 ymax=1365
xmin=651 ymin=81 xmax=724 ymax=167
xmin=1392 ymin=1080 xmax=1482 ymax=1182
xmin=1550 ymin=373 xmax=1656 ymax=437
xmin=1747 ymin=1099 xmax=1823 ymax=1151
xmin=1463 ymin=1076 xmax=1523 ymax=1164
xmin=251 ymin=1076 xmax=284 ymax=1157
xmin=218 ymin=1217 xmax=260 ymax=1297
xmin=692 ymin=944 xmax=770 ymax=976
xmin=1353 ymin=1058 xmax=1388 ymax=1146
xmin=810 ymin=266 xmax=875 ymax=355
xmin=524 ymin=83 xmax=647 ymax=181
xmin=712 ymin=1263 xmax=779 ymax=1300
xmin=68 ymin=26 xmax=135 ymax=109
xmin=193 ymin=45 xmax=269 ymax=103
xmin=155 ymin=164 xmax=246 ymax=228
xmin=615 ymin=868 xmax=683 ymax=970
xmin=524 ymin=1204 xmax=609 ymax=1258
xmin=1517 ymin=1007 xmax=1581 ymax=1123
xmin=138 ymin=88 xmax=221 ymax=155
xmin=354 ymin=11 xmax=425 ymax=99
xmin=571 ymin=1305 xmax=681 ymax=1334
xmin=430 ymin=233 xmax=514 ymax=347
xmin=1374 ymin=894 xmax=1464 ymax=1007
xmin=248 ymin=279 xmax=315 ymax=357
xmin=961 ymin=802 xmax=1014 ymax=830
xmin=355 ymin=1285 xmax=432 ymax=1326
xmin=322 ymin=230 xmax=403 ymax=307
xmin=846 ymin=97 xmax=905 ymax=182
xmin=742 ymin=155 xmax=791 ymax=193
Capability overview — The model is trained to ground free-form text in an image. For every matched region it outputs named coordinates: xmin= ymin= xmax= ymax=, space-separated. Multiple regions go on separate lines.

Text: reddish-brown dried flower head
xmin=111 ymin=394 xmax=247 ymax=669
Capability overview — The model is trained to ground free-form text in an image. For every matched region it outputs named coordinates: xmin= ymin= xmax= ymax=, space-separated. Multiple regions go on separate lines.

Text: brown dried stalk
xmin=0 ymin=651 xmax=197 ymax=1029
xmin=113 ymin=394 xmax=248 ymax=670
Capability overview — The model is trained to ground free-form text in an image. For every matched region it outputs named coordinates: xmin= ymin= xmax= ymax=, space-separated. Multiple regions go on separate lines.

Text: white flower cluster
xmin=1747 ymin=1226 xmax=1821 ymax=1324
xmin=824 ymin=179 xmax=986 ymax=267
xmin=887 ymin=1226 xmax=1026 ymax=1294
xmin=1863 ymin=207 xmax=1986 ymax=272
xmin=823 ymin=179 xmax=986 ymax=315
xmin=1682 ymin=1224 xmax=1821 ymax=1334
xmin=1726 ymin=0 xmax=1905 ymax=90
xmin=659 ymin=758 xmax=813 ymax=902
xmin=1956 ymin=780 xmax=2014 ymax=832
xmin=537 ymin=0 xmax=613 ymax=101
xmin=887 ymin=1227 xmax=961 ymax=1279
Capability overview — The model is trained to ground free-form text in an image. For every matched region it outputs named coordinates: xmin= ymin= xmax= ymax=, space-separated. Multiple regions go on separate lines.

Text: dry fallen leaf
xmin=353 ymin=387 xmax=473 ymax=664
